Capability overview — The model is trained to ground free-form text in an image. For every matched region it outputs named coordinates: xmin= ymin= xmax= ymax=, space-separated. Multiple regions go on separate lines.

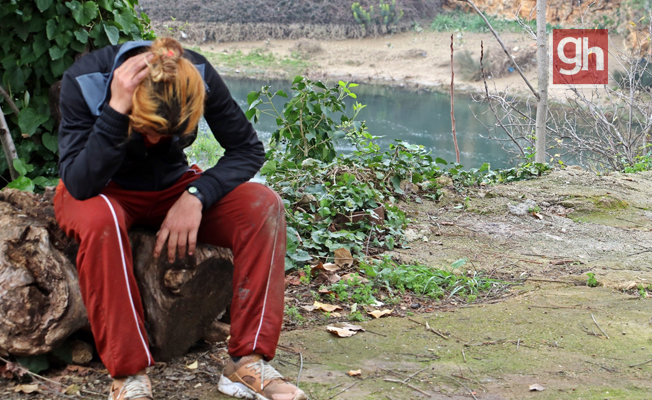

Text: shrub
xmin=0 ymin=0 xmax=154 ymax=191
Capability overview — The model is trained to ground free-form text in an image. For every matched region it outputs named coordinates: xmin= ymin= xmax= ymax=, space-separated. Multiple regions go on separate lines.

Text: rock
xmin=508 ymin=199 xmax=538 ymax=216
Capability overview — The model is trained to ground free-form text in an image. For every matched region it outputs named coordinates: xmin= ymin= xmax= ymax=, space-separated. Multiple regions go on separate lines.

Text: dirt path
xmin=210 ymin=168 xmax=652 ymax=399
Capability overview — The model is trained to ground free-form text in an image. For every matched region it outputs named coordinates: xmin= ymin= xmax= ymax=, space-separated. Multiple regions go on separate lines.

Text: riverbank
xmin=192 ymin=30 xmax=627 ymax=98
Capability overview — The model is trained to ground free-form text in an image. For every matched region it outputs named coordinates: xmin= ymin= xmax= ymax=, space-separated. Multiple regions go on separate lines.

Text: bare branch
xmin=0 ymin=85 xmax=20 ymax=118
xmin=457 ymin=0 xmax=540 ymax=99
xmin=450 ymin=34 xmax=460 ymax=164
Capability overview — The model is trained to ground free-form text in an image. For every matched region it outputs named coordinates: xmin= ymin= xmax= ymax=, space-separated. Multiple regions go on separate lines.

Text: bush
xmin=351 ymin=0 xmax=404 ymax=36
xmin=0 ymin=0 xmax=154 ymax=191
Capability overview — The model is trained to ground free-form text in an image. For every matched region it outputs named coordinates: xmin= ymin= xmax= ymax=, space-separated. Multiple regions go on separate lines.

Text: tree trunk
xmin=535 ymin=0 xmax=549 ymax=164
xmin=0 ymin=189 xmax=234 ymax=361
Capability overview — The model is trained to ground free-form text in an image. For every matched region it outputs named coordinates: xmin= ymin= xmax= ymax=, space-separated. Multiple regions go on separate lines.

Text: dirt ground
xmin=3 ymin=168 xmax=652 ymax=400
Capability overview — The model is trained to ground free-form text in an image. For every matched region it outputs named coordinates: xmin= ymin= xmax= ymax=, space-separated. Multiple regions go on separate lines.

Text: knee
xmin=74 ymin=199 xmax=124 ymax=238
xmin=242 ymin=183 xmax=285 ymax=216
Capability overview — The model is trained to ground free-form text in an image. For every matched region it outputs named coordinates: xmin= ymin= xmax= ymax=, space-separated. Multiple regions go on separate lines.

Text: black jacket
xmin=58 ymin=41 xmax=265 ymax=208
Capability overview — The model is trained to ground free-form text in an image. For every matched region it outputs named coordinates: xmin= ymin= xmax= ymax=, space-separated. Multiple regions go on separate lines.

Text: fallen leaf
xmin=302 ymin=304 xmax=316 ymax=312
xmin=328 ymin=274 xmax=341 ymax=284
xmin=327 ymin=326 xmax=357 ymax=338
xmin=285 ymin=275 xmax=301 ymax=286
xmin=331 ymin=312 xmax=342 ymax=318
xmin=14 ymin=384 xmax=39 ymax=394
xmin=347 ymin=369 xmax=362 ymax=376
xmin=340 ymin=273 xmax=369 ymax=284
xmin=341 ymin=323 xmax=365 ymax=332
xmin=5 ymin=361 xmax=28 ymax=378
xmin=311 ymin=262 xmax=341 ymax=272
xmin=368 ymin=309 xmax=393 ymax=319
xmin=318 ymin=287 xmax=333 ymax=294
xmin=334 ymin=248 xmax=354 ymax=267
xmin=532 ymin=212 xmax=543 ymax=220
xmin=186 ymin=360 xmax=198 ymax=370
xmin=529 ymin=383 xmax=545 ymax=391
xmin=64 ymin=384 xmax=81 ymax=395
xmin=313 ymin=301 xmax=342 ymax=313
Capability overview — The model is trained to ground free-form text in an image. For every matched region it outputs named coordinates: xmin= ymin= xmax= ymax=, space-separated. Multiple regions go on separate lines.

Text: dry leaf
xmin=331 ymin=312 xmax=342 ymax=318
xmin=302 ymin=304 xmax=316 ymax=312
xmin=368 ymin=309 xmax=393 ymax=319
xmin=341 ymin=323 xmax=365 ymax=332
xmin=186 ymin=360 xmax=198 ymax=370
xmin=327 ymin=326 xmax=357 ymax=338
xmin=328 ymin=274 xmax=341 ymax=284
xmin=340 ymin=273 xmax=369 ymax=284
xmin=532 ymin=212 xmax=543 ymax=220
xmin=334 ymin=248 xmax=354 ymax=267
xmin=311 ymin=262 xmax=341 ymax=272
xmin=14 ymin=384 xmax=39 ymax=394
xmin=529 ymin=383 xmax=545 ymax=391
xmin=5 ymin=361 xmax=28 ymax=378
xmin=313 ymin=301 xmax=342 ymax=313
xmin=64 ymin=384 xmax=81 ymax=395
xmin=347 ymin=369 xmax=362 ymax=376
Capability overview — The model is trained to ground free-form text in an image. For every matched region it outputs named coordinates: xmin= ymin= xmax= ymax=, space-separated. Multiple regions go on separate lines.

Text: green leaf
xmin=46 ymin=19 xmax=57 ymax=39
xmin=18 ymin=108 xmax=49 ymax=135
xmin=113 ymin=9 xmax=134 ymax=34
xmin=276 ymin=89 xmax=288 ymax=98
xmin=32 ymin=33 xmax=50 ymax=58
xmin=48 ymin=45 xmax=67 ymax=60
xmin=42 ymin=132 xmax=58 ymax=154
xmin=450 ymin=258 xmax=467 ymax=269
xmin=246 ymin=91 xmax=260 ymax=105
xmin=103 ymin=23 xmax=120 ymax=45
xmin=13 ymin=159 xmax=27 ymax=176
xmin=16 ymin=354 xmax=48 ymax=373
xmin=97 ymin=0 xmax=113 ymax=11
xmin=245 ymin=108 xmax=256 ymax=120
xmin=73 ymin=29 xmax=89 ymax=45
xmin=68 ymin=0 xmax=98 ymax=25
xmin=36 ymin=0 xmax=53 ymax=13
xmin=260 ymin=160 xmax=277 ymax=175
xmin=288 ymin=249 xmax=312 ymax=262
xmin=435 ymin=157 xmax=448 ymax=165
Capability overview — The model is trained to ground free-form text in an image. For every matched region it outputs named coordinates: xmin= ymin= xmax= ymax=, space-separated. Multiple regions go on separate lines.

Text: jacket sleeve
xmin=58 ymin=71 xmax=131 ymax=200
xmin=187 ymin=58 xmax=265 ymax=208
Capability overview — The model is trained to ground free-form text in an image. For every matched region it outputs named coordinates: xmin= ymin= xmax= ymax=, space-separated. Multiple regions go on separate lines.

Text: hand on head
xmin=108 ymin=52 xmax=153 ymax=114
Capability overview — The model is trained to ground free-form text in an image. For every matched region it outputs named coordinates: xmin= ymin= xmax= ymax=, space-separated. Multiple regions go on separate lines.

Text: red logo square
xmin=552 ymin=29 xmax=609 ymax=85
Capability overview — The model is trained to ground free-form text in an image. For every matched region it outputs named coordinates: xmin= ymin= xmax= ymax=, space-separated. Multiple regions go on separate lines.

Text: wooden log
xmin=0 ymin=189 xmax=234 ymax=361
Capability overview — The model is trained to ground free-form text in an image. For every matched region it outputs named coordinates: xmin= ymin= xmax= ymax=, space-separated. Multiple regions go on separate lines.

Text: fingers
xmin=167 ymin=231 xmax=178 ymax=263
xmin=177 ymin=232 xmax=187 ymax=260
xmin=188 ymin=229 xmax=197 ymax=257
xmin=154 ymin=227 xmax=169 ymax=259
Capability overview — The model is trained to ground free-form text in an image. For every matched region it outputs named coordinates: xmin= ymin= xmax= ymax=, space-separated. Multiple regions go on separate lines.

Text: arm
xmin=58 ymin=53 xmax=151 ymax=200
xmin=184 ymin=57 xmax=265 ymax=208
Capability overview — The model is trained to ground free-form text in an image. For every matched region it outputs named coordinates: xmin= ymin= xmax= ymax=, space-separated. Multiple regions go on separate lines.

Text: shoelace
xmin=113 ymin=375 xmax=152 ymax=400
xmin=248 ymin=359 xmax=284 ymax=391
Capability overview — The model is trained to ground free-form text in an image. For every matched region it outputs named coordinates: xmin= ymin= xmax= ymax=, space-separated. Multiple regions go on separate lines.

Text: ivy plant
xmin=0 ymin=0 xmax=154 ymax=191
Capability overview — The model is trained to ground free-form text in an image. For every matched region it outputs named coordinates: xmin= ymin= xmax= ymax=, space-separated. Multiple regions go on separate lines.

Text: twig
xmin=434 ymin=374 xmax=478 ymax=400
xmin=365 ymin=329 xmax=387 ymax=337
xmin=450 ymin=34 xmax=459 ymax=164
xmin=0 ymin=85 xmax=20 ymax=117
xmin=384 ymin=378 xmax=431 ymax=397
xmin=296 ymin=352 xmax=303 ymax=388
xmin=425 ymin=321 xmax=449 ymax=340
xmin=458 ymin=0 xmax=540 ymax=99
xmin=516 ymin=338 xmax=521 ymax=351
xmin=328 ymin=382 xmax=357 ymax=399
xmin=0 ymin=104 xmax=19 ymax=180
xmin=462 ymin=349 xmax=467 ymax=362
xmin=591 ymin=313 xmax=610 ymax=339
xmin=629 ymin=358 xmax=652 ymax=368
xmin=403 ymin=367 xmax=428 ymax=383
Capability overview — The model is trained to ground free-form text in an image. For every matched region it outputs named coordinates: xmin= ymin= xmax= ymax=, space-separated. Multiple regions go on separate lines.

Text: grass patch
xmin=197 ymin=47 xmax=312 ymax=76
xmin=431 ymin=10 xmax=559 ymax=33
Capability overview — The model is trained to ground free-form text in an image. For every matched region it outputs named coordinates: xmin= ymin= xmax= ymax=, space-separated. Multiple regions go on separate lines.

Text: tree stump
xmin=0 ymin=189 xmax=233 ymax=361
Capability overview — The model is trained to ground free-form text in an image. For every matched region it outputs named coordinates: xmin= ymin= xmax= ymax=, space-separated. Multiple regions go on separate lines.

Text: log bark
xmin=0 ymin=189 xmax=233 ymax=361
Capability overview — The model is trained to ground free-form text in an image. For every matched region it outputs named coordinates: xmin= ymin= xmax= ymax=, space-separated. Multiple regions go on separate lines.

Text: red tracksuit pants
xmin=54 ymin=167 xmax=286 ymax=377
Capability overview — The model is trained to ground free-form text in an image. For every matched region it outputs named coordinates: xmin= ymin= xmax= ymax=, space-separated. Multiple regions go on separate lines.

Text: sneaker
xmin=108 ymin=374 xmax=153 ymax=400
xmin=218 ymin=354 xmax=308 ymax=400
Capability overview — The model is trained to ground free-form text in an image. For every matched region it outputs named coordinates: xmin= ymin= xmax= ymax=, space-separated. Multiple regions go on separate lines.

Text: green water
xmin=218 ymin=77 xmax=515 ymax=168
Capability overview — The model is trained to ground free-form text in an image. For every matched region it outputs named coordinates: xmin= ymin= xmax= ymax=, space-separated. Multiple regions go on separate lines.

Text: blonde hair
xmin=130 ymin=38 xmax=205 ymax=137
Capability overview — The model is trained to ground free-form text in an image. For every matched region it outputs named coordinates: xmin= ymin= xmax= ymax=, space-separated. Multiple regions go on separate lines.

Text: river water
xmin=214 ymin=77 xmax=516 ymax=168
